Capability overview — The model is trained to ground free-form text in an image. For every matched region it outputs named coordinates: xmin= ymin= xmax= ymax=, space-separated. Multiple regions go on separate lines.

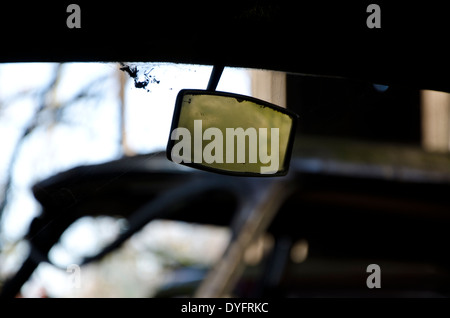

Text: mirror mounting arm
xmin=206 ymin=64 xmax=225 ymax=91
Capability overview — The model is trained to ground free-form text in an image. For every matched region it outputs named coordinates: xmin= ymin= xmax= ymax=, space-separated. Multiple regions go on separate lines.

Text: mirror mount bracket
xmin=206 ymin=64 xmax=225 ymax=91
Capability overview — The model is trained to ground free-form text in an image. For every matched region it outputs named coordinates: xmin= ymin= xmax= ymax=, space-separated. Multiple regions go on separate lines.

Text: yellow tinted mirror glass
xmin=167 ymin=90 xmax=297 ymax=176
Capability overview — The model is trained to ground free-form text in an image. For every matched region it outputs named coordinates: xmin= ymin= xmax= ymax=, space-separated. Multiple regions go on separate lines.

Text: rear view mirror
xmin=166 ymin=89 xmax=298 ymax=176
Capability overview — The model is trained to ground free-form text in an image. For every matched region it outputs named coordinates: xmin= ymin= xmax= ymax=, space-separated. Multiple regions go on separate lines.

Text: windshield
xmin=1 ymin=62 xmax=450 ymax=298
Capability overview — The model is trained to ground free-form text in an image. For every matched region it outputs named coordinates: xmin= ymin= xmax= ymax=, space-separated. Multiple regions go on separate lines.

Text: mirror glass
xmin=166 ymin=89 xmax=297 ymax=176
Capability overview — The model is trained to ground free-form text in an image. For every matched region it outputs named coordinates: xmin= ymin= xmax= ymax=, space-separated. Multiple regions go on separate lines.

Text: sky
xmin=0 ymin=62 xmax=251 ymax=240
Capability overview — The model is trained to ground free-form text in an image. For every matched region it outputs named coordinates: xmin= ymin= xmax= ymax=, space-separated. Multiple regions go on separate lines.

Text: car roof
xmin=1 ymin=2 xmax=449 ymax=93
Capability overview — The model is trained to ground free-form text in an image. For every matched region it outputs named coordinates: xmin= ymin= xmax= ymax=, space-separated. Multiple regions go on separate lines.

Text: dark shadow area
xmin=2 ymin=1 xmax=450 ymax=299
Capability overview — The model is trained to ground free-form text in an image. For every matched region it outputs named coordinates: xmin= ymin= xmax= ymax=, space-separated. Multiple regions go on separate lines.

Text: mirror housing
xmin=166 ymin=89 xmax=298 ymax=177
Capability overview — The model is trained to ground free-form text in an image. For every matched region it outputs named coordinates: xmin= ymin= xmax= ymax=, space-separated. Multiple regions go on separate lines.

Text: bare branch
xmin=0 ymin=65 xmax=110 ymax=225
